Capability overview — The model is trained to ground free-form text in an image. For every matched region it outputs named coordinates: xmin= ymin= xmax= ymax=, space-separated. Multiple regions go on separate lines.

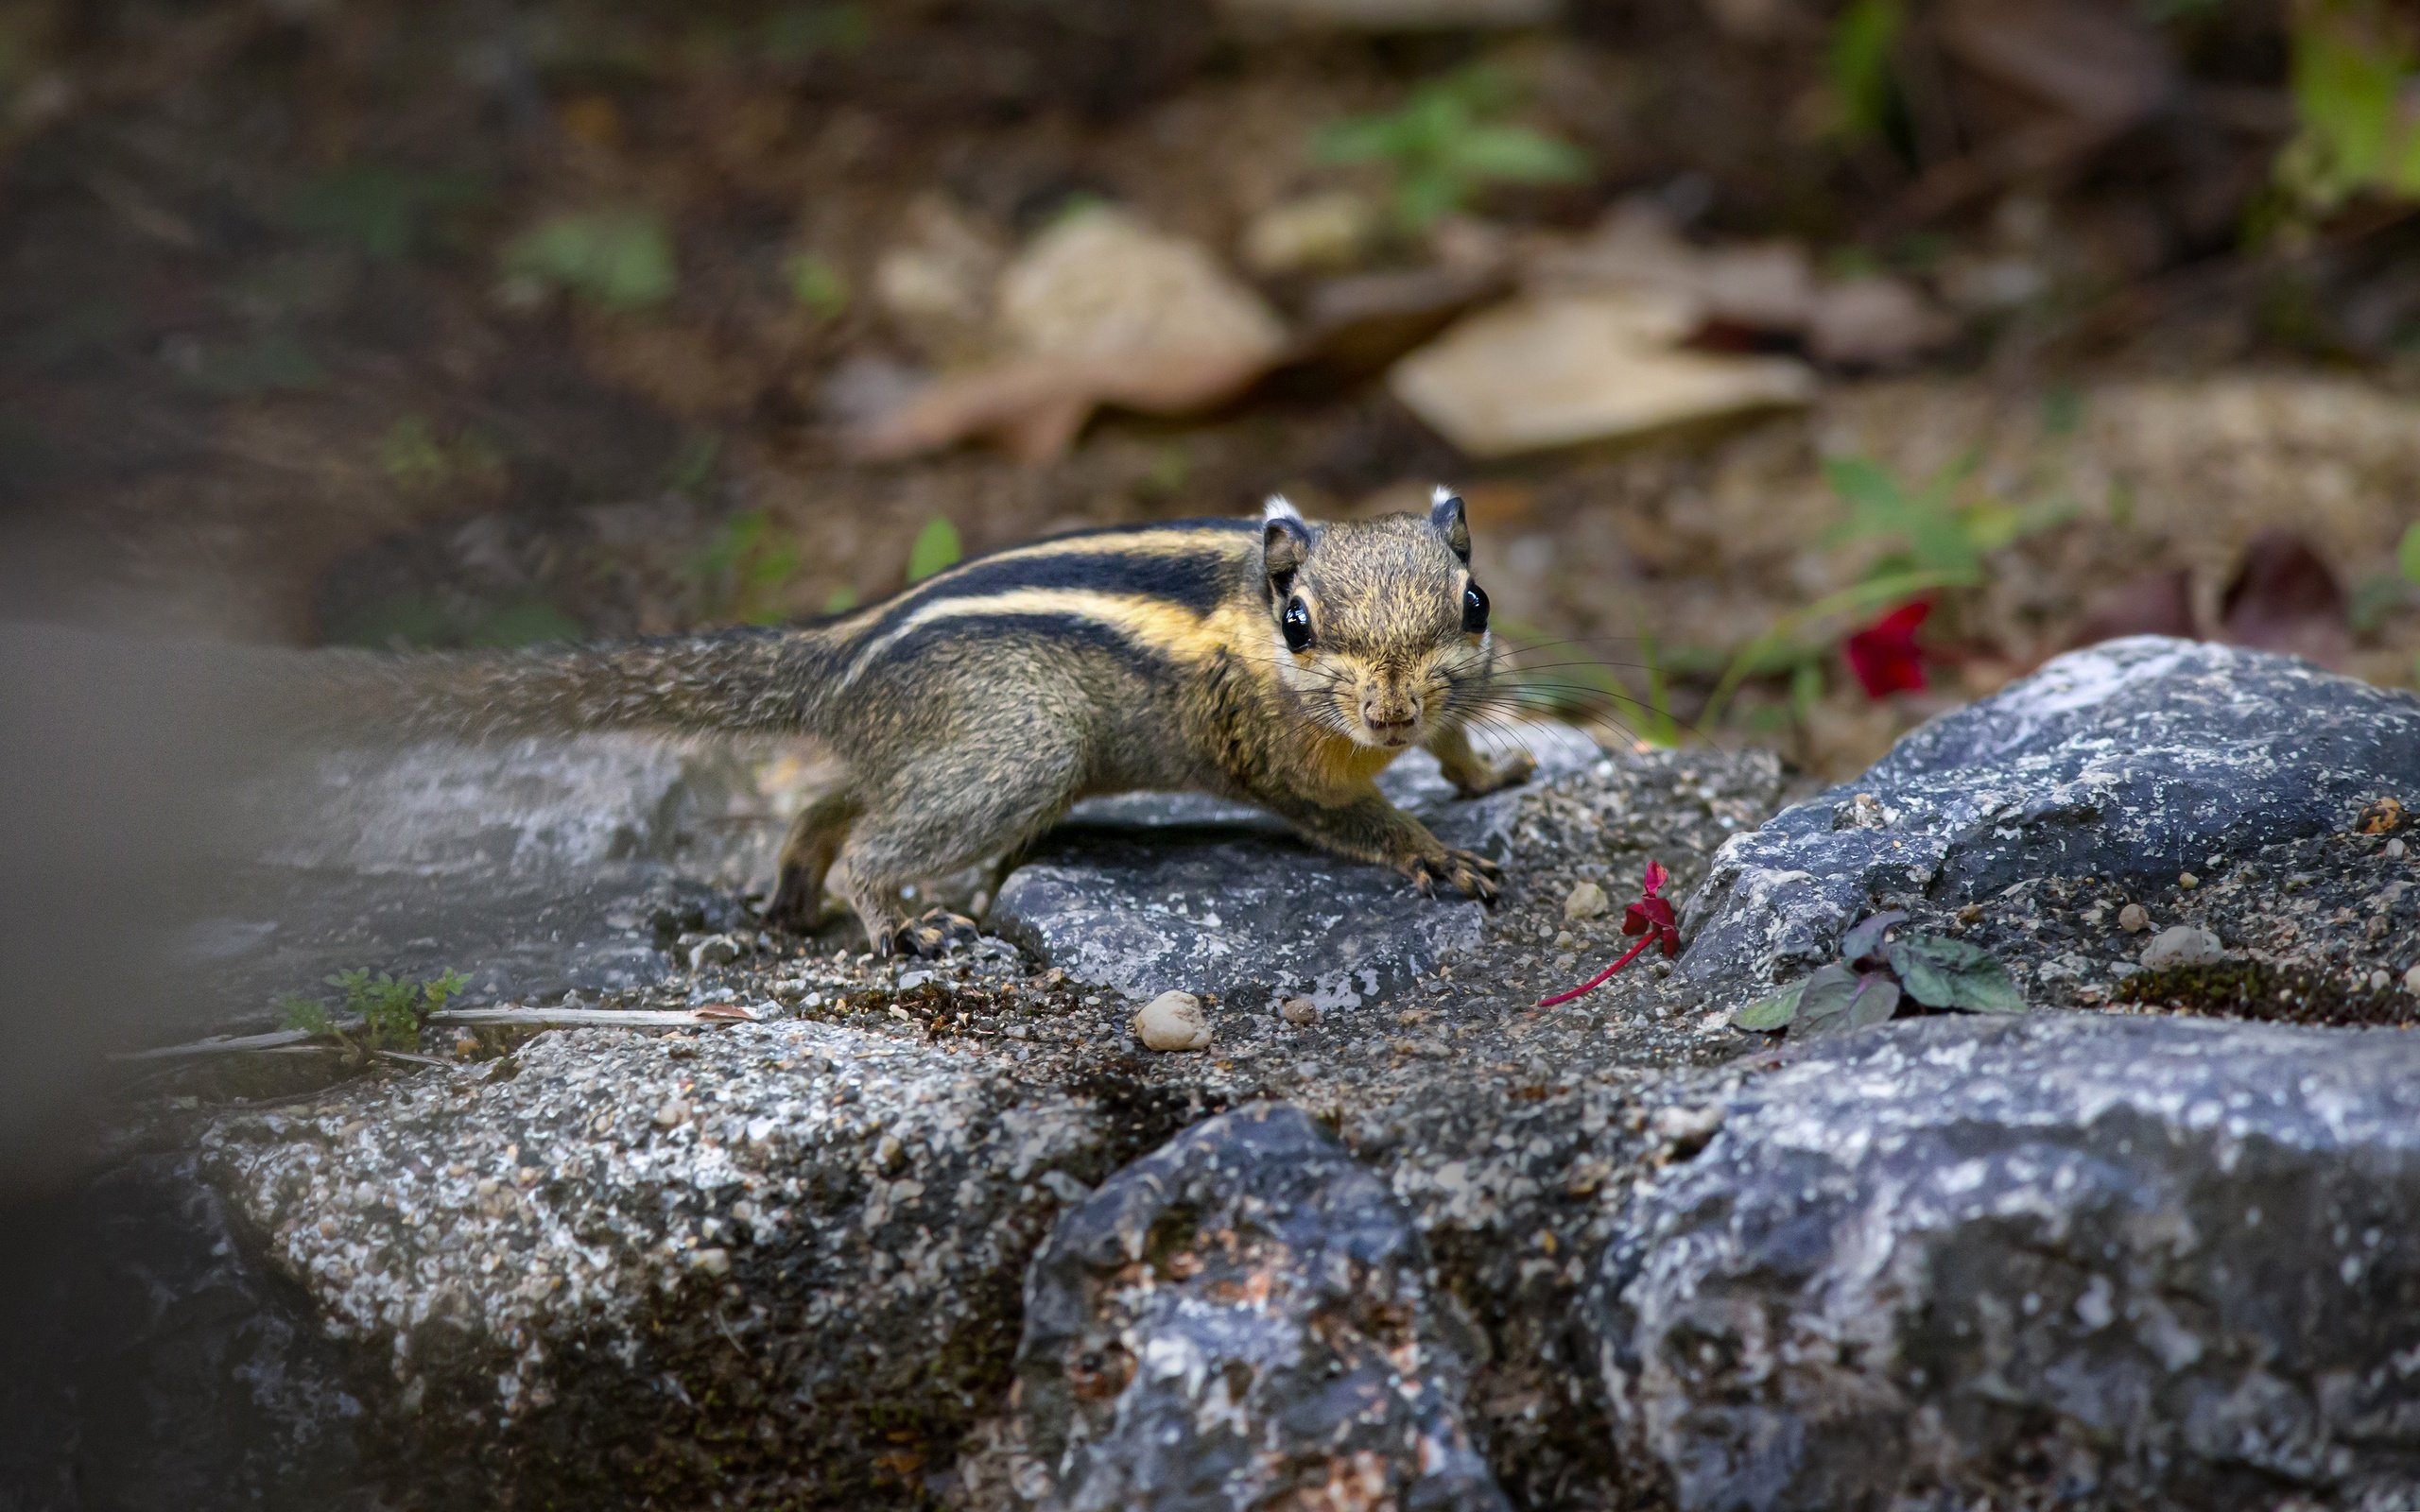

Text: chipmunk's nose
xmin=1361 ymin=686 xmax=1422 ymax=745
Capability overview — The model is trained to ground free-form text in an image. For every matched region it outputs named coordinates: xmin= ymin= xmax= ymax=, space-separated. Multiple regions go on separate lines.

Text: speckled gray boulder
xmin=201 ymin=1019 xmax=1109 ymax=1507
xmin=1681 ymin=638 xmax=2420 ymax=995
xmin=1591 ymin=1013 xmax=2420 ymax=1512
xmin=1014 ymin=1102 xmax=1509 ymax=1512
xmin=992 ymin=724 xmax=1599 ymax=1011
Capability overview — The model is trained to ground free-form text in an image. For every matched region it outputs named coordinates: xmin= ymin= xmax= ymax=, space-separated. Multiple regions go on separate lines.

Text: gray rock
xmin=1682 ymin=638 xmax=2420 ymax=997
xmin=1014 ymin=1102 xmax=1509 ymax=1512
xmin=200 ymin=1019 xmax=1109 ymax=1506
xmin=1591 ymin=1013 xmax=2420 ymax=1511
xmin=993 ymin=724 xmax=1599 ymax=1011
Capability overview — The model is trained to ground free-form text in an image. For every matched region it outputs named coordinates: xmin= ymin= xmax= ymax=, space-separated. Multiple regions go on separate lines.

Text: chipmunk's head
xmin=1259 ymin=489 xmax=1495 ymax=750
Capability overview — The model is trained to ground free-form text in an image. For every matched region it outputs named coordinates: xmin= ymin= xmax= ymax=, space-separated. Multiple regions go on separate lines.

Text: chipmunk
xmin=343 ymin=490 xmax=1534 ymax=957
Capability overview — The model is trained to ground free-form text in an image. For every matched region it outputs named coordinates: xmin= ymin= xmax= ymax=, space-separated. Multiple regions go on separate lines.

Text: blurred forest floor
xmin=4 ymin=0 xmax=2419 ymax=776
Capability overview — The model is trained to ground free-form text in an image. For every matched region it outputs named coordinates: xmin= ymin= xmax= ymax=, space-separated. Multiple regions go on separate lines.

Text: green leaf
xmin=1312 ymin=115 xmax=1411 ymax=165
xmin=821 ymin=585 xmax=859 ymax=615
xmin=1840 ymin=909 xmax=1908 ymax=967
xmin=906 ymin=516 xmax=962 ymax=582
xmin=786 ymin=253 xmax=850 ymax=315
xmin=1846 ymin=972 xmax=1902 ymax=1027
xmin=276 ymin=994 xmax=334 ymax=1037
xmin=2400 ymin=522 xmax=2420 ymax=587
xmin=1824 ymin=454 xmax=1909 ymax=518
xmin=1886 ymin=934 xmax=2027 ymax=1013
xmin=1394 ymin=170 xmax=1465 ymax=232
xmin=1734 ymin=979 xmax=1806 ymax=1032
xmin=501 ymin=210 xmax=677 ymax=312
xmin=1793 ymin=962 xmax=1864 ymax=1036
xmin=1448 ymin=125 xmax=1591 ymax=185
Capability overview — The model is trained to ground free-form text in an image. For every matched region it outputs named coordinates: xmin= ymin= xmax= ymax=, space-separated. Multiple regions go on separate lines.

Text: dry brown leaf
xmin=852 ymin=208 xmax=1287 ymax=462
xmin=849 ymin=349 xmax=1275 ymax=464
xmin=1388 ymin=292 xmax=1815 ymax=458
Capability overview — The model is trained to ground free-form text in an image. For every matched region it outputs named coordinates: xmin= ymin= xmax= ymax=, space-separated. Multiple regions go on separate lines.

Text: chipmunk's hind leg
xmin=838 ymin=739 xmax=1085 ymax=957
xmin=764 ymin=784 xmax=862 ymax=933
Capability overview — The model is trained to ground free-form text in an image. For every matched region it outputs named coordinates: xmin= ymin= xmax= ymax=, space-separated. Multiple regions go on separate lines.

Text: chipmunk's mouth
xmin=1348 ymin=706 xmax=1423 ymax=749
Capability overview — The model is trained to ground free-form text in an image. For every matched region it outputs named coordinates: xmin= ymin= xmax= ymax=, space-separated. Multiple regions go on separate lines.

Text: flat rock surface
xmin=992 ymin=723 xmax=1600 ymax=1010
xmin=1682 ymin=637 xmax=2420 ymax=999
xmin=1592 ymin=1012 xmax=2420 ymax=1511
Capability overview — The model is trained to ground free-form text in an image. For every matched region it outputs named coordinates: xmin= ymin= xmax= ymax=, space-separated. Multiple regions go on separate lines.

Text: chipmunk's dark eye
xmin=1281 ymin=597 xmax=1313 ymax=652
xmin=1461 ymin=582 xmax=1490 ymax=634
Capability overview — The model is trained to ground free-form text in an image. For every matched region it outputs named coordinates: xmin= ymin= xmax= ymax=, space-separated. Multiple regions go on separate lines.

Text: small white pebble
xmin=2406 ymin=963 xmax=2420 ymax=995
xmin=2118 ymin=902 xmax=2151 ymax=934
xmin=2390 ymin=838 xmax=2409 ymax=860
xmin=654 ymin=1100 xmax=690 ymax=1129
xmin=2178 ymin=871 xmax=2199 ymax=889
xmin=2370 ymin=970 xmax=2391 ymax=992
xmin=692 ymin=1247 xmax=732 ymax=1278
xmin=1563 ymin=880 xmax=1609 ymax=921
xmin=1280 ymin=996 xmax=1319 ymax=1026
xmin=1132 ymin=990 xmax=1211 ymax=1052
xmin=2141 ymin=925 xmax=2225 ymax=970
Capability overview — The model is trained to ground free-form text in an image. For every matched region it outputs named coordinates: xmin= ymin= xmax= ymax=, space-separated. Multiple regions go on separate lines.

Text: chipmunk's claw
xmin=1409 ymin=849 xmax=1501 ymax=905
xmin=885 ymin=908 xmax=981 ymax=959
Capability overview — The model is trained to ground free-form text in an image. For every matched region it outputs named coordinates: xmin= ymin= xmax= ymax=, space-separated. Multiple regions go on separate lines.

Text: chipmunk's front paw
xmin=1450 ymin=749 xmax=1537 ymax=799
xmin=884 ymin=908 xmax=981 ymax=958
xmin=1409 ymin=848 xmax=1501 ymax=904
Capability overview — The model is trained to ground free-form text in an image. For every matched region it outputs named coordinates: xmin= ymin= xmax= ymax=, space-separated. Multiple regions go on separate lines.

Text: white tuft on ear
xmin=1262 ymin=493 xmax=1305 ymax=525
xmin=1430 ymin=483 xmax=1457 ymax=507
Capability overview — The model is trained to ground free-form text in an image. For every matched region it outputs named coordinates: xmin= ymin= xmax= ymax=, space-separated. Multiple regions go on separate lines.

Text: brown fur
xmin=319 ymin=497 xmax=1531 ymax=956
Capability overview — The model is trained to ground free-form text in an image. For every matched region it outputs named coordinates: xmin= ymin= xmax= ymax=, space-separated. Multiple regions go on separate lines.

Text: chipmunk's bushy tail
xmin=291 ymin=626 xmax=850 ymax=744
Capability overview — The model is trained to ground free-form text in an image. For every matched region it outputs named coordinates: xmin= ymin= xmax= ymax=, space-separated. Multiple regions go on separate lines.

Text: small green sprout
xmin=278 ymin=967 xmax=468 ymax=1053
xmin=1313 ymin=65 xmax=1589 ymax=232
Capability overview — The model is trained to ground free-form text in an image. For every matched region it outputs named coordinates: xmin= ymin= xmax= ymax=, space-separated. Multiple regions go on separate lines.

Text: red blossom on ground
xmin=1537 ymin=860 xmax=1680 ymax=1007
xmin=1844 ymin=599 xmax=1932 ymax=697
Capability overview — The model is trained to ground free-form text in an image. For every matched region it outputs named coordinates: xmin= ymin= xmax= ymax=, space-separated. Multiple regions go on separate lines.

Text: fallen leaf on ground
xmin=853 ymin=208 xmax=1288 ymax=462
xmin=1388 ymin=290 xmax=1815 ymax=457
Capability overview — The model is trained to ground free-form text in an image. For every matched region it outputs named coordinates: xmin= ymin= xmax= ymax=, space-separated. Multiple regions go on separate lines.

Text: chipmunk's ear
xmin=1262 ymin=494 xmax=1310 ymax=587
xmin=1429 ymin=485 xmax=1471 ymax=561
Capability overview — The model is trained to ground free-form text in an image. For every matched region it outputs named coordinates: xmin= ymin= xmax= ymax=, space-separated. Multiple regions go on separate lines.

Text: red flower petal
xmin=1539 ymin=857 xmax=1681 ymax=1005
xmin=1845 ymin=599 xmax=1932 ymax=698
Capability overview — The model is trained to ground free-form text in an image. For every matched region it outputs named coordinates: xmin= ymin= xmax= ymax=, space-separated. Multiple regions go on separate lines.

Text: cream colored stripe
xmin=834 ymin=587 xmax=1230 ymax=690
